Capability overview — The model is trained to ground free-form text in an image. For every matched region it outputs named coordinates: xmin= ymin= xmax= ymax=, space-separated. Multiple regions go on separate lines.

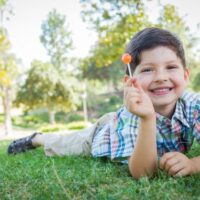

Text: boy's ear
xmin=184 ymin=68 xmax=190 ymax=83
xmin=123 ymin=75 xmax=129 ymax=83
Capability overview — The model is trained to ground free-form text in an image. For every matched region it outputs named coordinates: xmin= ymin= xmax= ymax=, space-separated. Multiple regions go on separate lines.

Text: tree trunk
xmin=2 ymin=87 xmax=12 ymax=135
xmin=82 ymin=93 xmax=88 ymax=122
xmin=49 ymin=110 xmax=55 ymax=125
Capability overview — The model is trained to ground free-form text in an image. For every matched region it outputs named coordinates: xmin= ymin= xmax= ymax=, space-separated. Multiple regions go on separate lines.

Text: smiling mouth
xmin=150 ymin=87 xmax=173 ymax=95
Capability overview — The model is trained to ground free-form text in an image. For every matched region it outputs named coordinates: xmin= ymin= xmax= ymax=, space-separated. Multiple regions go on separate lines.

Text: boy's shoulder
xmin=181 ymin=90 xmax=200 ymax=103
xmin=181 ymin=90 xmax=200 ymax=100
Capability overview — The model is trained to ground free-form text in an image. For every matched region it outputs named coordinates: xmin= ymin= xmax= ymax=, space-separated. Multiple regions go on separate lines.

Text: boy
xmin=8 ymin=27 xmax=200 ymax=179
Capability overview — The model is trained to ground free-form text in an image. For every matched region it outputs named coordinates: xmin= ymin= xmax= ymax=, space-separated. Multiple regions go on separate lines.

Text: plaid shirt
xmin=91 ymin=91 xmax=200 ymax=162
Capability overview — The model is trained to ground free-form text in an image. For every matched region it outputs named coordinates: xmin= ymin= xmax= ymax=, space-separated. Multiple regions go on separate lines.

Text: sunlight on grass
xmin=1 ymin=141 xmax=200 ymax=199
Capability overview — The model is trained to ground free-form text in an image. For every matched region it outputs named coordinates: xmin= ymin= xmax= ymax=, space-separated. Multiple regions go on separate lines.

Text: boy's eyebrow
xmin=139 ymin=63 xmax=154 ymax=67
xmin=139 ymin=60 xmax=180 ymax=67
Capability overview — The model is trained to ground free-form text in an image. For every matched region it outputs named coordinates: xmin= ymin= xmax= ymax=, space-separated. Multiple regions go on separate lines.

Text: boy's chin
xmin=152 ymin=99 xmax=177 ymax=109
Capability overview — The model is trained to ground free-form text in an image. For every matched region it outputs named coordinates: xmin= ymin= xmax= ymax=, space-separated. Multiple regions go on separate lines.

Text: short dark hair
xmin=125 ymin=27 xmax=186 ymax=75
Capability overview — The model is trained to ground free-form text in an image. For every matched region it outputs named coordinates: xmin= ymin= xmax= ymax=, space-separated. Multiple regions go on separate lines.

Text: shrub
xmin=66 ymin=121 xmax=92 ymax=130
xmin=39 ymin=121 xmax=91 ymax=133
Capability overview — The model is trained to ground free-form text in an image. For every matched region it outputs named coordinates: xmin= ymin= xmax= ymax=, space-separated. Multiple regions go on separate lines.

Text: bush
xmin=0 ymin=114 xmax=4 ymax=123
xmin=96 ymin=95 xmax=123 ymax=117
xmin=39 ymin=124 xmax=68 ymax=132
xmin=24 ymin=115 xmax=41 ymax=124
xmin=66 ymin=121 xmax=92 ymax=130
xmin=12 ymin=114 xmax=47 ymax=128
xmin=39 ymin=121 xmax=91 ymax=133
xmin=56 ymin=111 xmax=84 ymax=123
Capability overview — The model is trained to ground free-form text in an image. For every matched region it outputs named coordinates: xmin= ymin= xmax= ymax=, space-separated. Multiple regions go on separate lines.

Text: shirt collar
xmin=156 ymin=99 xmax=190 ymax=128
xmin=121 ymin=100 xmax=190 ymax=128
xmin=172 ymin=99 xmax=190 ymax=128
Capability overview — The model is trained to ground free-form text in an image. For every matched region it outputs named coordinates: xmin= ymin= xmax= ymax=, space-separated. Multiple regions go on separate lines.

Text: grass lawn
xmin=1 ymin=141 xmax=200 ymax=200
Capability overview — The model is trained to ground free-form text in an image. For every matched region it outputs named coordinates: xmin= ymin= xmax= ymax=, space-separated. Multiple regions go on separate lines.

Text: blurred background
xmin=0 ymin=0 xmax=199 ymax=136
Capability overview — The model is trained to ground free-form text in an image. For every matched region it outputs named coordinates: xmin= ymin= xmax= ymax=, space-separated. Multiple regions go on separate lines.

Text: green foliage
xmin=0 ymin=0 xmax=13 ymax=23
xmin=0 ymin=28 xmax=10 ymax=52
xmin=87 ymin=88 xmax=123 ymax=118
xmin=39 ymin=124 xmax=68 ymax=132
xmin=15 ymin=60 xmax=80 ymax=113
xmin=10 ymin=110 xmax=87 ymax=130
xmin=0 ymin=113 xmax=4 ymax=123
xmin=0 ymin=28 xmax=11 ymax=88
xmin=0 ymin=53 xmax=19 ymax=90
xmin=0 ymin=0 xmax=6 ymax=7
xmin=0 ymin=26 xmax=20 ymax=134
xmin=192 ymin=71 xmax=200 ymax=92
xmin=80 ymin=0 xmax=151 ymax=68
xmin=65 ymin=121 xmax=91 ymax=130
xmin=0 ymin=28 xmax=20 ymax=90
xmin=39 ymin=121 xmax=91 ymax=132
xmin=81 ymin=0 xmax=147 ymax=33
xmin=80 ymin=0 xmax=199 ymax=89
xmin=40 ymin=9 xmax=73 ymax=70
xmin=12 ymin=115 xmax=45 ymax=129
xmin=82 ymin=60 xmax=124 ymax=89
xmin=56 ymin=111 xmax=84 ymax=123
xmin=1 ymin=141 xmax=200 ymax=199
xmin=157 ymin=4 xmax=197 ymax=58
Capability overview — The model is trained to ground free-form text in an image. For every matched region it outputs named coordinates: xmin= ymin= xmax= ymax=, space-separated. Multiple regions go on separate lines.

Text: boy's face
xmin=131 ymin=46 xmax=189 ymax=114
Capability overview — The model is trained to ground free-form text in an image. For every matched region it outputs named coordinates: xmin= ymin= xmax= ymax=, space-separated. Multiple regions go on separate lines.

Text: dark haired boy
xmin=8 ymin=28 xmax=200 ymax=179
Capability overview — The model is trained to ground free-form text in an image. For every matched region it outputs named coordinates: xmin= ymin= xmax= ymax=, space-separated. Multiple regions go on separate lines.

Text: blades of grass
xmin=51 ymin=158 xmax=73 ymax=199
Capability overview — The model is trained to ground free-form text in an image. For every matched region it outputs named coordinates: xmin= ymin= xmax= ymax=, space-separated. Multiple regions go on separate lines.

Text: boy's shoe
xmin=7 ymin=132 xmax=42 ymax=155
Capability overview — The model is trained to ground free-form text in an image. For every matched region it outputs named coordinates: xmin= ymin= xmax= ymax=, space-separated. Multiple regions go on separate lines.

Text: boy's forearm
xmin=190 ymin=156 xmax=200 ymax=174
xmin=128 ymin=115 xmax=157 ymax=179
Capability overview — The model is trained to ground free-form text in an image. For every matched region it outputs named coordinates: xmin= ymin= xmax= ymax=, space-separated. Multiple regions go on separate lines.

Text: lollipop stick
xmin=127 ymin=63 xmax=133 ymax=78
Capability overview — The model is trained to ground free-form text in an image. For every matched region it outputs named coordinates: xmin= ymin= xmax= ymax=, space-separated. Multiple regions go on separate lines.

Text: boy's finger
xmin=132 ymin=79 xmax=144 ymax=93
xmin=168 ymin=162 xmax=184 ymax=176
xmin=124 ymin=77 xmax=133 ymax=86
xmin=164 ymin=157 xmax=180 ymax=172
xmin=174 ymin=168 xmax=187 ymax=177
xmin=159 ymin=152 xmax=176 ymax=169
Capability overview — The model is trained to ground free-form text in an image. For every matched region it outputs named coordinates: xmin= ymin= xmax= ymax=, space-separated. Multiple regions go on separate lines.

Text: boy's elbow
xmin=128 ymin=161 xmax=157 ymax=179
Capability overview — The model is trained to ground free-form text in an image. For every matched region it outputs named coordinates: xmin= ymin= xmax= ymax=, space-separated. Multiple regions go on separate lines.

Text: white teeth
xmin=151 ymin=88 xmax=172 ymax=94
xmin=153 ymin=88 xmax=170 ymax=92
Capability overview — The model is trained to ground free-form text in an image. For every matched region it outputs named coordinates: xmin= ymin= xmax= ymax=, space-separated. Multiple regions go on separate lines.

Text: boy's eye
xmin=167 ymin=65 xmax=178 ymax=70
xmin=141 ymin=68 xmax=153 ymax=73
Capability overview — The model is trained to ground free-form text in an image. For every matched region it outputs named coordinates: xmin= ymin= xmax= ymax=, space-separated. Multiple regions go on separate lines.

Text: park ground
xmin=1 ymin=113 xmax=200 ymax=199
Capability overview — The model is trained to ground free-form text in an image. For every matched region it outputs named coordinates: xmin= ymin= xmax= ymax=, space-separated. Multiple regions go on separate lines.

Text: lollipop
xmin=122 ymin=53 xmax=132 ymax=78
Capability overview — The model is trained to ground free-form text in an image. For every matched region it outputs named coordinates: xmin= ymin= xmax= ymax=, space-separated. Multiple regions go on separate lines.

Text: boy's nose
xmin=154 ymin=71 xmax=168 ymax=82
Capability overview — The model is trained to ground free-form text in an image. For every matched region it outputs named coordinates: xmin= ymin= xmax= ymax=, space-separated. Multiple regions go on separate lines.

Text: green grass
xmin=1 ymin=141 xmax=200 ymax=199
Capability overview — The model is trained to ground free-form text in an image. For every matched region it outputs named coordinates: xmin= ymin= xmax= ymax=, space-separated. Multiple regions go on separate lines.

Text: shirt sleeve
xmin=193 ymin=98 xmax=200 ymax=143
xmin=111 ymin=106 xmax=139 ymax=159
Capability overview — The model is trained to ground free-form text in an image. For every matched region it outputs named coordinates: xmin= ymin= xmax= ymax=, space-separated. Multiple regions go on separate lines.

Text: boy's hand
xmin=159 ymin=152 xmax=195 ymax=177
xmin=124 ymin=77 xmax=155 ymax=119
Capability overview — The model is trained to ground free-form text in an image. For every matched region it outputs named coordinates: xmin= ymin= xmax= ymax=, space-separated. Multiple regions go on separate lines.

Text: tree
xmin=35 ymin=9 xmax=79 ymax=123
xmin=15 ymin=60 xmax=80 ymax=124
xmin=79 ymin=0 xmax=153 ymax=94
xmin=0 ymin=0 xmax=13 ymax=25
xmin=80 ymin=1 xmax=198 ymax=79
xmin=0 ymin=28 xmax=19 ymax=135
xmin=157 ymin=4 xmax=200 ymax=89
xmin=0 ymin=0 xmax=20 ymax=135
xmin=157 ymin=4 xmax=197 ymax=56
xmin=40 ymin=9 xmax=73 ymax=70
xmin=80 ymin=0 xmax=151 ymax=68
